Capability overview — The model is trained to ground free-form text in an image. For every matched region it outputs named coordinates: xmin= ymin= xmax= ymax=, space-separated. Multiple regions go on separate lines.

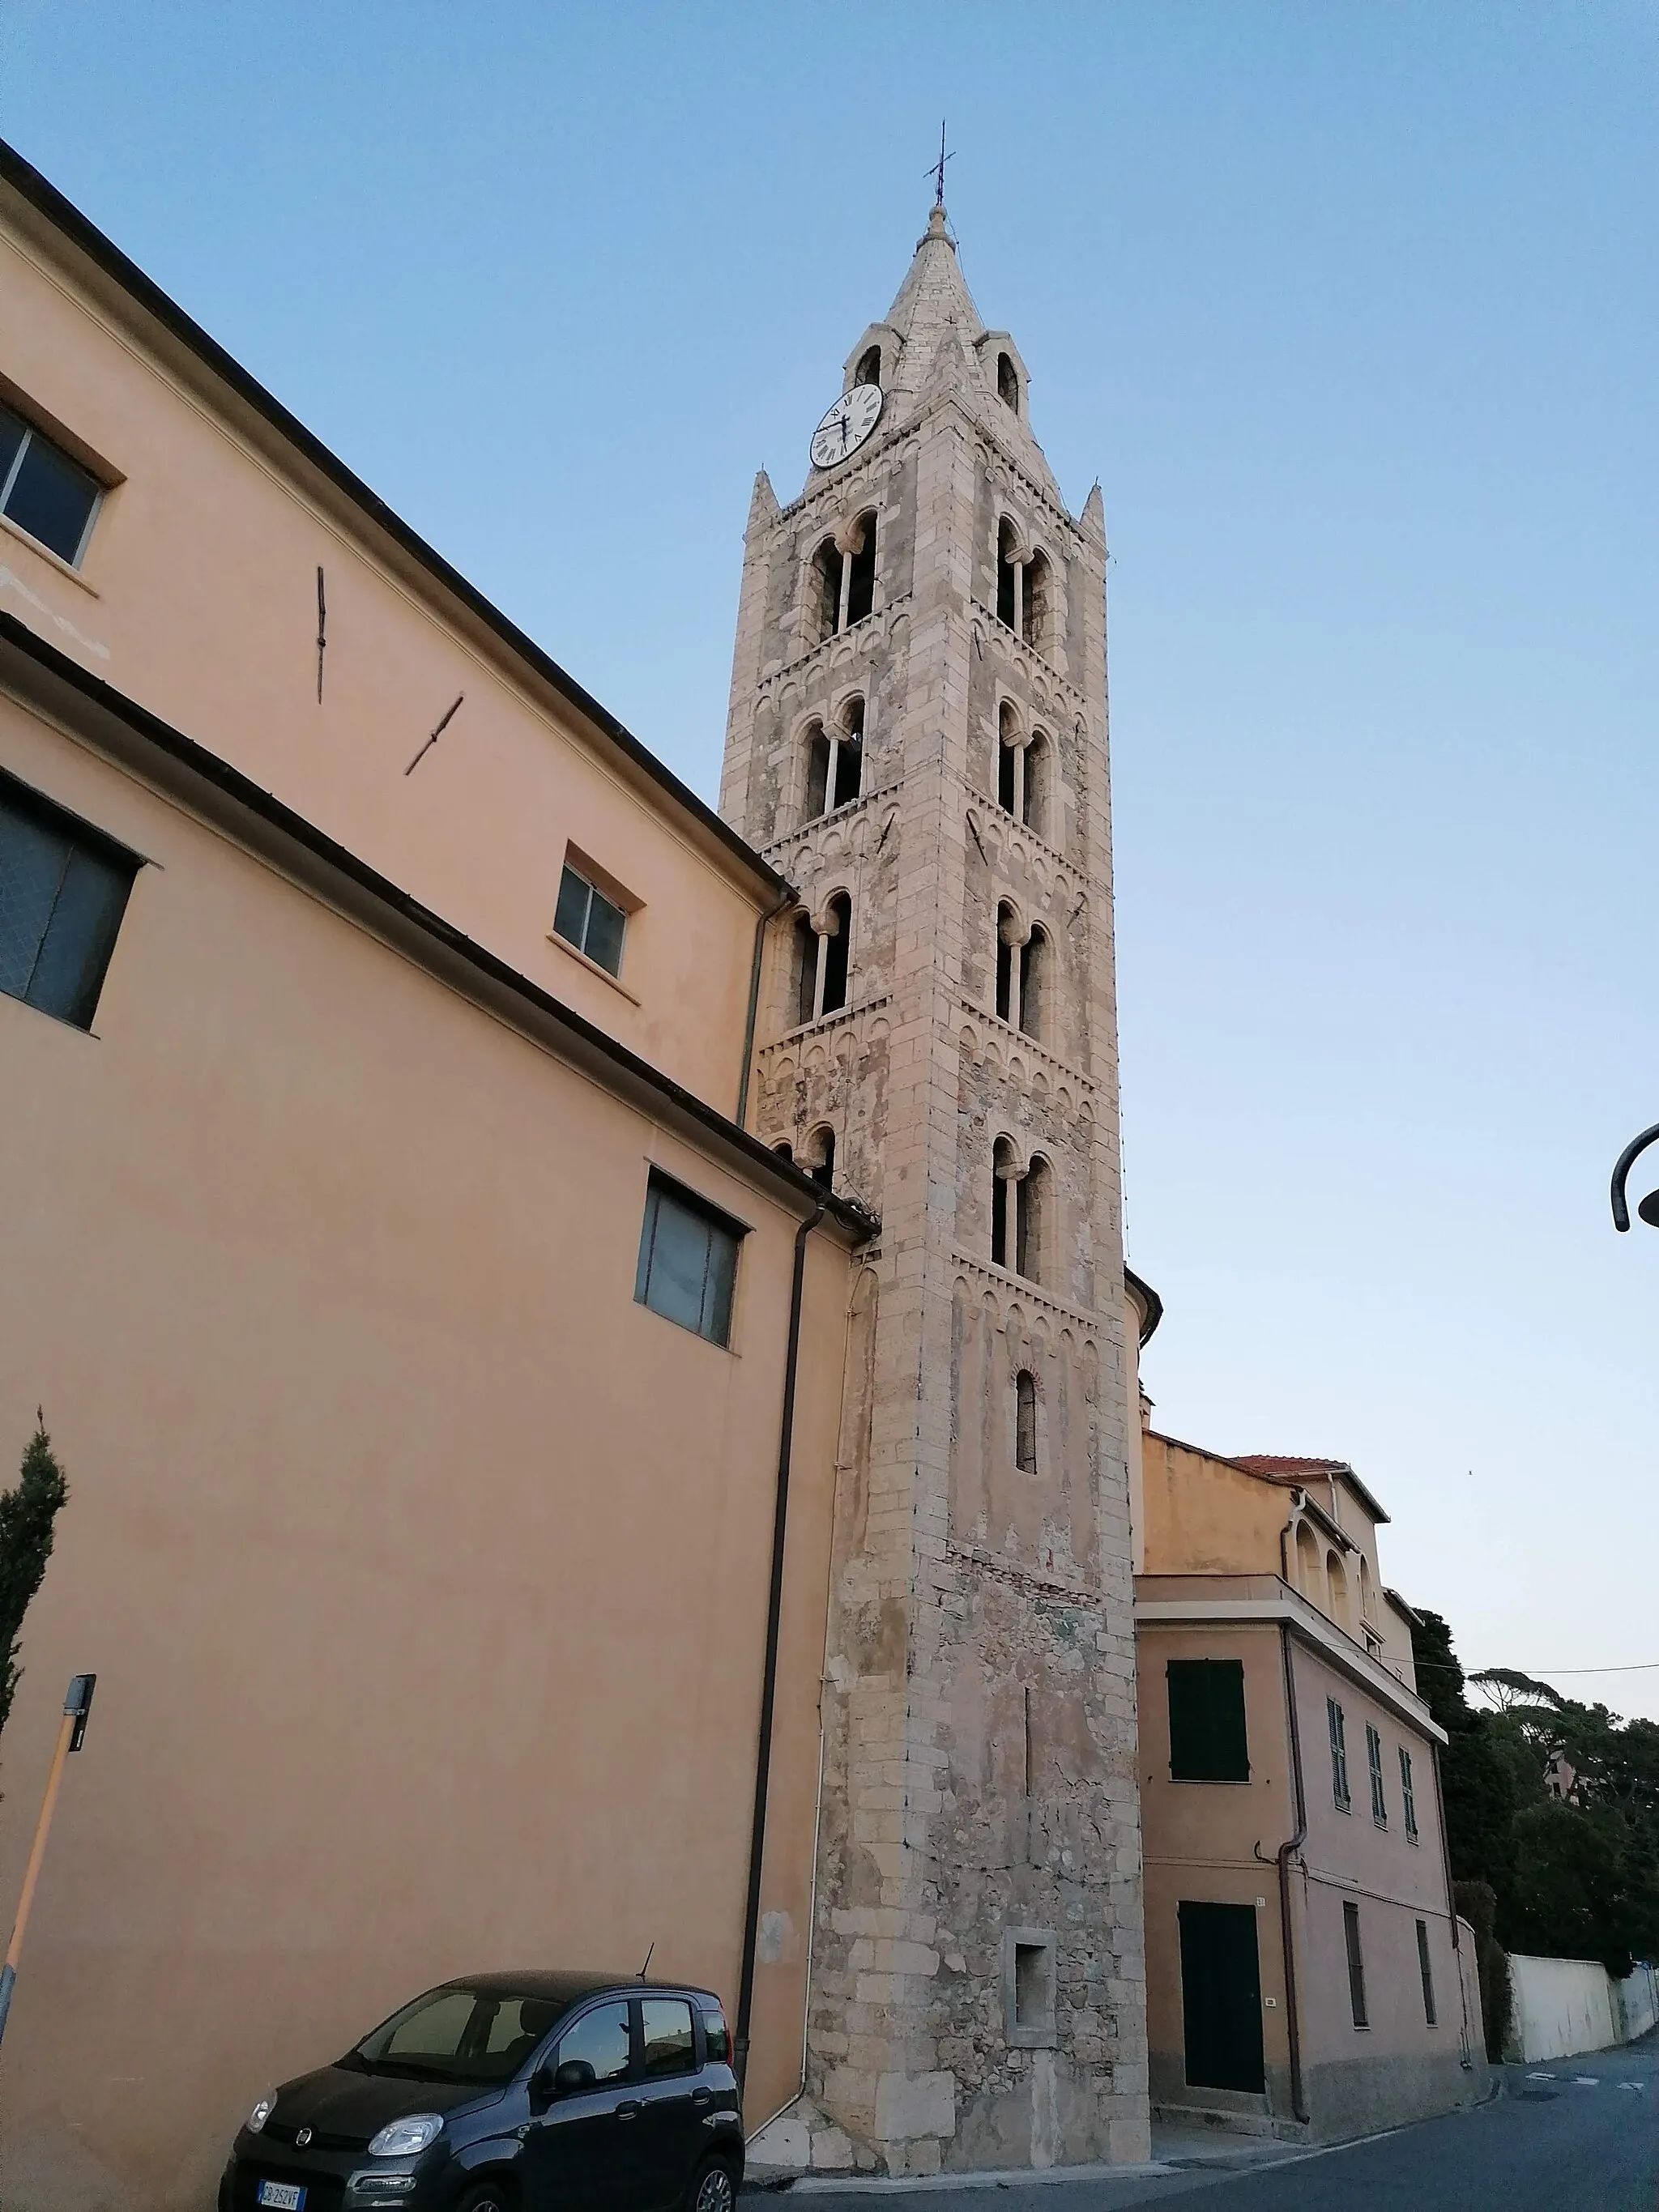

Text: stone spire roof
xmin=872 ymin=202 xmax=1063 ymax=505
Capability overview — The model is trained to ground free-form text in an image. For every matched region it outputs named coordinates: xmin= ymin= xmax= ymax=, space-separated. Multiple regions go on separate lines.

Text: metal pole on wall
xmin=0 ymin=1673 xmax=96 ymax=2052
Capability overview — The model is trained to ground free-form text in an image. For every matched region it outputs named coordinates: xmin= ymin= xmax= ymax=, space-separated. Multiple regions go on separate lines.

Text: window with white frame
xmin=0 ymin=404 xmax=101 ymax=567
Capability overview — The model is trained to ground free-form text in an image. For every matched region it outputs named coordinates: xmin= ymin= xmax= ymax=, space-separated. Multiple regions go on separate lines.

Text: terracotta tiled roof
xmin=1232 ymin=1454 xmax=1350 ymax=1473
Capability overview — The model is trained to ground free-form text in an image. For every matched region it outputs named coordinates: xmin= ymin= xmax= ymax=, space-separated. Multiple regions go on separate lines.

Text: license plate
xmin=257 ymin=2187 xmax=305 ymax=2211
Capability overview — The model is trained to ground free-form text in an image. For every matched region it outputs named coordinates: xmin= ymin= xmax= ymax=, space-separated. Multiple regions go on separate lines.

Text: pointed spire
xmin=1081 ymin=482 xmax=1106 ymax=546
xmin=884 ymin=202 xmax=984 ymax=351
xmin=746 ymin=467 xmax=778 ymax=535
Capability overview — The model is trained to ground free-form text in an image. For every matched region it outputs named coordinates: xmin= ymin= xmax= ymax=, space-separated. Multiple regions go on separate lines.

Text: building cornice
xmin=0 ymin=609 xmax=879 ymax=1247
xmin=1133 ymin=1574 xmax=1444 ymax=1743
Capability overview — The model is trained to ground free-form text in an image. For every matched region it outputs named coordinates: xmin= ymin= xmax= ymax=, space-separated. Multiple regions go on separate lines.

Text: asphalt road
xmin=787 ymin=2039 xmax=1659 ymax=2212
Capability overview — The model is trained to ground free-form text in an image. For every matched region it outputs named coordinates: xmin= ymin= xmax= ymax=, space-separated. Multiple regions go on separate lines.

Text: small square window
xmin=0 ymin=773 xmax=138 ymax=1029
xmin=0 ymin=404 xmax=102 ymax=568
xmin=634 ymin=1172 xmax=743 ymax=1348
xmin=554 ymin=859 xmax=629 ymax=978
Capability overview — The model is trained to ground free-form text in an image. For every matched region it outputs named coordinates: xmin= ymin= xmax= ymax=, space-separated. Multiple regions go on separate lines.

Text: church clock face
xmin=810 ymin=383 xmax=883 ymax=470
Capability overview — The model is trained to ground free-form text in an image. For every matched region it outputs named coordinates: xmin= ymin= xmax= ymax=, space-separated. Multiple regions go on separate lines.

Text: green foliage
xmin=1411 ymin=1605 xmax=1659 ymax=1988
xmin=1454 ymin=1878 xmax=1512 ymax=2061
xmin=0 ymin=1419 xmax=70 ymax=1742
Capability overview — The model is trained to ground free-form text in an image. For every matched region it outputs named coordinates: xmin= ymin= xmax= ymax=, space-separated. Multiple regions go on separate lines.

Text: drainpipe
xmin=1277 ymin=1622 xmax=1311 ymax=2125
xmin=734 ymin=1196 xmax=825 ymax=2099
xmin=736 ymin=891 xmax=795 ymax=1129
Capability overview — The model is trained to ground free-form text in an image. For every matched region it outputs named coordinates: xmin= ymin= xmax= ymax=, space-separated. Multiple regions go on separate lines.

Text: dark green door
xmin=1178 ymin=1901 xmax=1265 ymax=2092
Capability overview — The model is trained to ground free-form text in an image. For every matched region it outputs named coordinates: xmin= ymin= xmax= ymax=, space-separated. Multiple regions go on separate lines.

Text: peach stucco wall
xmin=0 ymin=695 xmax=851 ymax=2207
xmin=1138 ymin=1613 xmax=1470 ymax=2137
xmin=0 ymin=198 xmax=768 ymax=1114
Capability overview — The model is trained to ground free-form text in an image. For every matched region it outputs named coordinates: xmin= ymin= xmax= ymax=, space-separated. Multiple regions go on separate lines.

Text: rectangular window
xmin=1343 ymin=1900 xmax=1368 ymax=2029
xmin=1166 ymin=1660 xmax=1250 ymax=1783
xmin=1416 ymin=1918 xmax=1437 ymax=2026
xmin=553 ymin=860 xmax=628 ymax=978
xmin=698 ymin=2003 xmax=730 ymax=2065
xmin=0 ymin=404 xmax=101 ymax=567
xmin=1328 ymin=1698 xmax=1351 ymax=1813
xmin=634 ymin=1172 xmax=741 ymax=1348
xmin=1401 ymin=1746 xmax=1419 ymax=1843
xmin=0 ymin=773 xmax=138 ymax=1030
xmin=1367 ymin=1724 xmax=1388 ymax=1827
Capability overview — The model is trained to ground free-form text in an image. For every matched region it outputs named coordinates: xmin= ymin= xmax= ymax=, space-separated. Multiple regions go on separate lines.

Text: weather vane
xmin=929 ymin=121 xmax=954 ymax=208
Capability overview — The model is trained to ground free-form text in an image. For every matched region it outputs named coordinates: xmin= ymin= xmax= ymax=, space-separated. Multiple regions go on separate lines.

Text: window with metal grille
xmin=1166 ymin=1660 xmax=1250 ymax=1783
xmin=1344 ymin=1901 xmax=1368 ymax=2028
xmin=1328 ymin=1698 xmax=1351 ymax=1812
xmin=1400 ymin=1746 xmax=1419 ymax=1842
xmin=633 ymin=1172 xmax=743 ymax=1348
xmin=0 ymin=405 xmax=102 ymax=567
xmin=553 ymin=861 xmax=628 ymax=978
xmin=0 ymin=773 xmax=138 ymax=1030
xmin=1416 ymin=1918 xmax=1437 ymax=2026
xmin=1367 ymin=1724 xmax=1388 ymax=1827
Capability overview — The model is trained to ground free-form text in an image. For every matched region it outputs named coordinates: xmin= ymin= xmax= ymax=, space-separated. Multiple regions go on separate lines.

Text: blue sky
xmin=6 ymin=2 xmax=1657 ymax=1714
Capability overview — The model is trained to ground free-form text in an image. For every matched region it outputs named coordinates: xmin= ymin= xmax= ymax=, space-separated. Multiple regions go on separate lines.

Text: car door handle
xmin=616 ymin=2100 xmax=642 ymax=2120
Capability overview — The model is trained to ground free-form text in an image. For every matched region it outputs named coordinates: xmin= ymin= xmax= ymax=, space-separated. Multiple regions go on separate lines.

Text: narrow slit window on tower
xmin=819 ymin=891 xmax=851 ymax=1016
xmin=1015 ymin=1370 xmax=1037 ymax=1473
xmin=844 ymin=514 xmax=876 ymax=626
xmin=793 ymin=911 xmax=819 ymax=1028
xmin=995 ymin=902 xmax=1016 ymax=1022
xmin=997 ymin=352 xmax=1019 ymax=411
xmin=1018 ymin=926 xmax=1046 ymax=1042
xmin=855 ymin=345 xmax=882 ymax=387
xmin=811 ymin=538 xmax=844 ymax=643
xmin=1021 ymin=731 xmax=1048 ymax=839
xmin=992 ymin=1138 xmax=1017 ymax=1268
xmin=834 ymin=699 xmax=864 ymax=807
xmin=807 ymin=1126 xmax=836 ymax=1191
xmin=996 ymin=518 xmax=1019 ymax=630
xmin=803 ymin=722 xmax=831 ymax=822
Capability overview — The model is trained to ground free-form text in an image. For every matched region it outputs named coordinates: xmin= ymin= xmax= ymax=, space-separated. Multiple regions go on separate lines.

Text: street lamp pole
xmin=1610 ymin=1122 xmax=1659 ymax=1232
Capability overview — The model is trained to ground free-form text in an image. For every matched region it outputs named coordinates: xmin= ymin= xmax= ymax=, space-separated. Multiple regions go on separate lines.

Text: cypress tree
xmin=0 ymin=1417 xmax=70 ymax=1744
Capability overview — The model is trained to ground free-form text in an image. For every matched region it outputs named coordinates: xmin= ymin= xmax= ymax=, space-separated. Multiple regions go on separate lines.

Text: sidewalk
xmin=745 ymin=2122 xmax=1313 ymax=2196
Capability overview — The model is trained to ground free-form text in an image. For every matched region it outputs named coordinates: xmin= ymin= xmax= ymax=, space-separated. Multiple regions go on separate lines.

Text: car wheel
xmin=687 ymin=2154 xmax=738 ymax=2212
xmin=455 ymin=2182 xmax=517 ymax=2212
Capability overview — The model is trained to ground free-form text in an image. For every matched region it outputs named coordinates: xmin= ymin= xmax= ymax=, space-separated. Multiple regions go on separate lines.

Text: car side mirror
xmin=553 ymin=2059 xmax=596 ymax=2098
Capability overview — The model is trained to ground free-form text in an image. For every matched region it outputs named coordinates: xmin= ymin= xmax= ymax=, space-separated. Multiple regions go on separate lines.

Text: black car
xmin=219 ymin=1971 xmax=744 ymax=2212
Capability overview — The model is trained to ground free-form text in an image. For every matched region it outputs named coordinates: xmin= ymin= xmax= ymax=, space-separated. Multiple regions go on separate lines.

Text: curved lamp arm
xmin=1610 ymin=1121 xmax=1659 ymax=1232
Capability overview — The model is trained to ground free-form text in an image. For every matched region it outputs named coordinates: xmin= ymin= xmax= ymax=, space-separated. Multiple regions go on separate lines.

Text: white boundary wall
xmin=1506 ymin=1955 xmax=1658 ymax=2061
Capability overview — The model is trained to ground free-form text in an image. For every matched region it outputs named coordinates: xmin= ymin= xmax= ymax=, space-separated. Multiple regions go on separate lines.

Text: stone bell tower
xmin=720 ymin=202 xmax=1148 ymax=2173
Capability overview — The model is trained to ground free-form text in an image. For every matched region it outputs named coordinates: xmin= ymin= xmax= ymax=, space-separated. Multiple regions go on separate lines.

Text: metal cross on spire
xmin=929 ymin=120 xmax=954 ymax=208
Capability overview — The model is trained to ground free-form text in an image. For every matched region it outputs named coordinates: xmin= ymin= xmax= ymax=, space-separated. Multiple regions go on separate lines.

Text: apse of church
xmin=721 ymin=204 xmax=1149 ymax=2172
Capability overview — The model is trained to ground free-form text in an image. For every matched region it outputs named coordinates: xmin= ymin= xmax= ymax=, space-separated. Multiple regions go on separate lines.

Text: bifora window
xmin=0 ymin=404 xmax=102 ymax=567
xmin=554 ymin=859 xmax=628 ymax=978
xmin=634 ymin=1171 xmax=743 ymax=1348
xmin=0 ymin=771 xmax=139 ymax=1030
xmin=1166 ymin=1659 xmax=1250 ymax=1783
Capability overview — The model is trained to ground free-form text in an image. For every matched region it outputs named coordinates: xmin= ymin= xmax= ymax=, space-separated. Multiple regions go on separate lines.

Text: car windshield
xmin=347 ymin=1987 xmax=568 ymax=2085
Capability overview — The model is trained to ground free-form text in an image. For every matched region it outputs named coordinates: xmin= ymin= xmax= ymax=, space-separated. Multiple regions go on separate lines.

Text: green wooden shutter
xmin=1167 ymin=1660 xmax=1249 ymax=1782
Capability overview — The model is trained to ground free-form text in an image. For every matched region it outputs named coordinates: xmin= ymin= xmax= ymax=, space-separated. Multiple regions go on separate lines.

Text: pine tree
xmin=0 ymin=1417 xmax=70 ymax=1743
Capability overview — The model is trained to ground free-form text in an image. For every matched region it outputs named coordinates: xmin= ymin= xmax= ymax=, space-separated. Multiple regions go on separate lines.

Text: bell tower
xmin=721 ymin=204 xmax=1149 ymax=2173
